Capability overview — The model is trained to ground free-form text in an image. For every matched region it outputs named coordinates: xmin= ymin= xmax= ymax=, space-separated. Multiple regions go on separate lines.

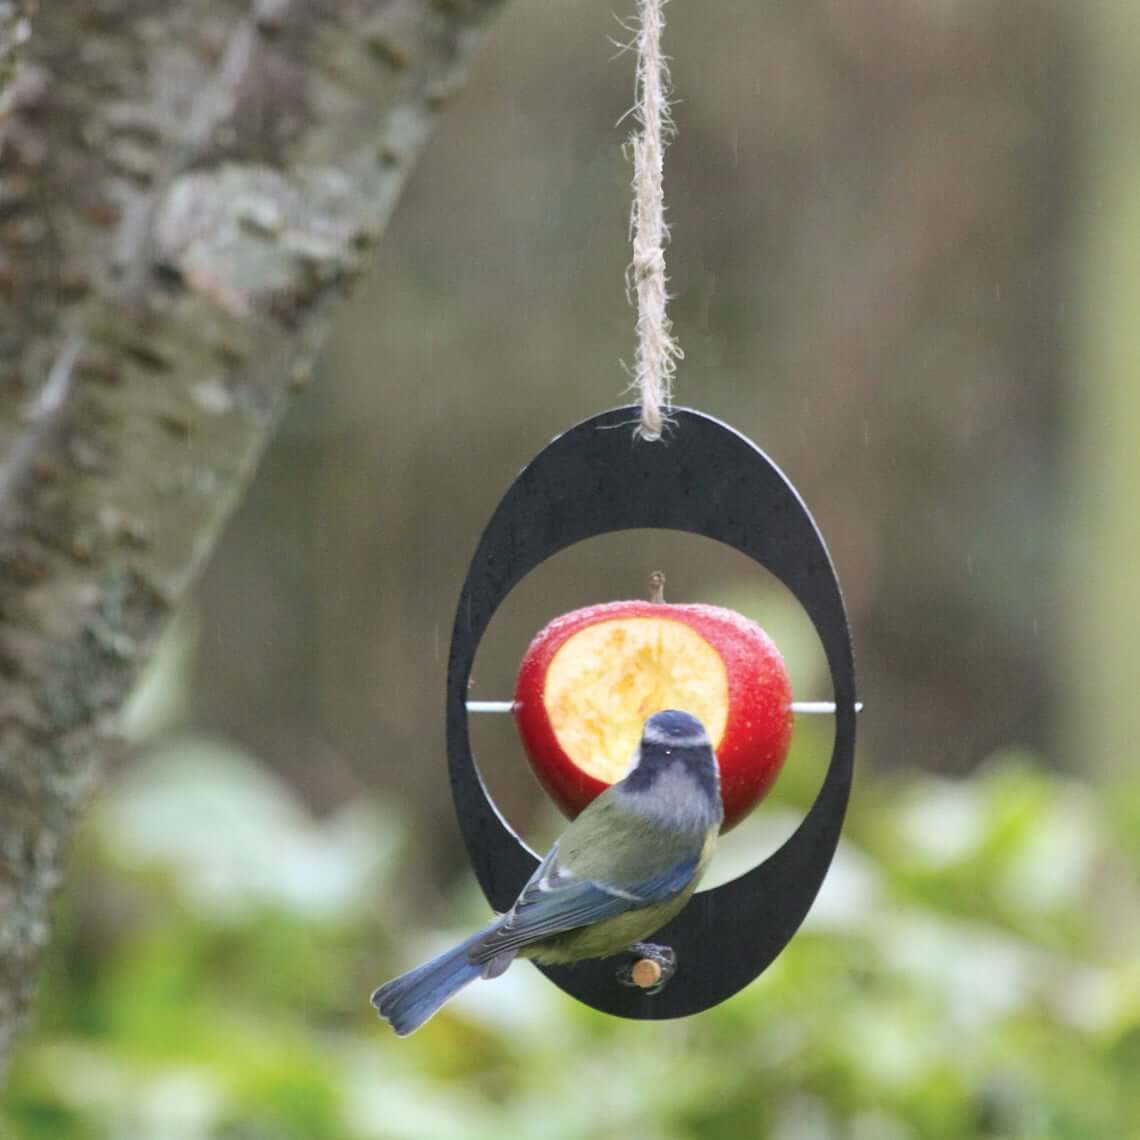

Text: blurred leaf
xmin=96 ymin=735 xmax=405 ymax=922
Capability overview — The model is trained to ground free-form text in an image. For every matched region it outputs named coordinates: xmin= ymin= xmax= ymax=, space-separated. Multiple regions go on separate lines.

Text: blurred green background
xmin=6 ymin=1 xmax=1140 ymax=1137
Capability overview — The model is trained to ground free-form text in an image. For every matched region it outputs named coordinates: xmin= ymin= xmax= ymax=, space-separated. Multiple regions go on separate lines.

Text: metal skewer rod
xmin=466 ymin=700 xmax=863 ymax=715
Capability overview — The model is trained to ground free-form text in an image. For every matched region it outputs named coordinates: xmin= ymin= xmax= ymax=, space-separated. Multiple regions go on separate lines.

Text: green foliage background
xmin=6 ymin=723 xmax=1138 ymax=1139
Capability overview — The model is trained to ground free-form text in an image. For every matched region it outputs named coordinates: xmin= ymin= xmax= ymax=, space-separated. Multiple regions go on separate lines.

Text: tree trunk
xmin=0 ymin=0 xmax=503 ymax=1073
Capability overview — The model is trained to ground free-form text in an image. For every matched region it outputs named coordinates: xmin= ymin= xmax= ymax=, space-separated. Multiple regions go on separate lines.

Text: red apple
xmin=513 ymin=599 xmax=793 ymax=831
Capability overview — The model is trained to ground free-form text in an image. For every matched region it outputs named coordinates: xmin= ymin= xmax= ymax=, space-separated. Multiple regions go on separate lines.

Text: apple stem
xmin=648 ymin=570 xmax=667 ymax=604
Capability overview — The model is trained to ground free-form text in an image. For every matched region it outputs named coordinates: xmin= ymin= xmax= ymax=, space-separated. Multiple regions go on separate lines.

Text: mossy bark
xmin=0 ymin=0 xmax=503 ymax=1072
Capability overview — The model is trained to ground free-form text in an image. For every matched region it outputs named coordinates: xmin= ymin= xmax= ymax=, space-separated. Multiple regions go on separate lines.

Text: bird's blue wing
xmin=470 ymin=844 xmax=699 ymax=962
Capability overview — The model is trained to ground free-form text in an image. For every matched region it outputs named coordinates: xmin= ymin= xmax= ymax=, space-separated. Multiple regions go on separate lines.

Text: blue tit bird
xmin=371 ymin=708 xmax=723 ymax=1036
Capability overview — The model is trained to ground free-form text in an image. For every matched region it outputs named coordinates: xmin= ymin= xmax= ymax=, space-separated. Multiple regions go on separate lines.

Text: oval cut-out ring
xmin=446 ymin=406 xmax=857 ymax=1019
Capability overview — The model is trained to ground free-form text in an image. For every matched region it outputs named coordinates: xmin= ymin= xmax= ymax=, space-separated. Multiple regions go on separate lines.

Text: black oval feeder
xmin=446 ymin=406 xmax=857 ymax=1020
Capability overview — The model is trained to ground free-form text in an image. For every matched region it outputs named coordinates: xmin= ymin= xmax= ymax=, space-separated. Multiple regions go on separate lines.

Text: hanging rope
xmin=627 ymin=0 xmax=680 ymax=441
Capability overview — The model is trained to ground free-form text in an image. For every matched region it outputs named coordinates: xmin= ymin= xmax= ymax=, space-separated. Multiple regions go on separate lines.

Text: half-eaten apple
xmin=513 ymin=596 xmax=793 ymax=830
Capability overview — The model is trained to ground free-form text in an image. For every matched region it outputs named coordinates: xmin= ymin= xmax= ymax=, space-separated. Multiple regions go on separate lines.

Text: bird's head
xmin=621 ymin=710 xmax=721 ymax=821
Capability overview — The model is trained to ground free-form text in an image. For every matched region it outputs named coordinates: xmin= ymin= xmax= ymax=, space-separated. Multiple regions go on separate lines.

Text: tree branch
xmin=0 ymin=0 xmax=504 ymax=1071
xmin=0 ymin=1 xmax=31 ymax=96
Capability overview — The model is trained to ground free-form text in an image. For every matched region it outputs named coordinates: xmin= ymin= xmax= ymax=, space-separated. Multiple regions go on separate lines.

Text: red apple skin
xmin=513 ymin=600 xmax=794 ymax=831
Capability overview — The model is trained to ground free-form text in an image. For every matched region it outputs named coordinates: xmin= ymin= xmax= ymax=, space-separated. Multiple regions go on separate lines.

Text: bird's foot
xmin=616 ymin=942 xmax=676 ymax=996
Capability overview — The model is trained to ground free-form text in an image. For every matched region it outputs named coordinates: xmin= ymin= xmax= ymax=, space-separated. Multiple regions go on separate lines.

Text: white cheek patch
xmin=622 ymin=745 xmax=643 ymax=778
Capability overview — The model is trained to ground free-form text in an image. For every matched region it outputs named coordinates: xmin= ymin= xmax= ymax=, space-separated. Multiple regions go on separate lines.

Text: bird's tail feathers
xmin=371 ymin=923 xmax=511 ymax=1036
